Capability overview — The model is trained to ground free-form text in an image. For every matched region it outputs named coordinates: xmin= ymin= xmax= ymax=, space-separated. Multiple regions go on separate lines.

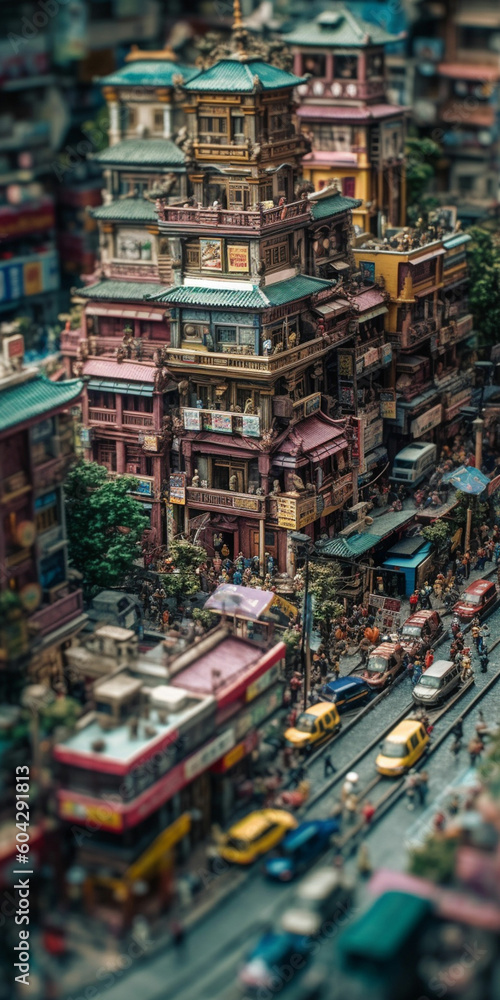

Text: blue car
xmin=239 ymin=931 xmax=310 ymax=992
xmin=265 ymin=819 xmax=340 ymax=881
xmin=321 ymin=675 xmax=371 ymax=713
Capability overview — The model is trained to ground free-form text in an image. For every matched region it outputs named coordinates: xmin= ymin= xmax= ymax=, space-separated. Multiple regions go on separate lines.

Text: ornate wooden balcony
xmin=157 ymin=198 xmax=311 ymax=236
xmin=166 ymin=335 xmax=333 ymax=378
xmin=269 ymin=473 xmax=354 ymax=531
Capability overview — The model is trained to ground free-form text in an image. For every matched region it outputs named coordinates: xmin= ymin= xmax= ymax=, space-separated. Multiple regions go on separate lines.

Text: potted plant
xmin=141 ymin=241 xmax=152 ymax=261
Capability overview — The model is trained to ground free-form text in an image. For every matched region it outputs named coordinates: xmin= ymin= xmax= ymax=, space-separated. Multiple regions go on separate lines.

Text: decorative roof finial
xmin=233 ymin=0 xmax=244 ymax=30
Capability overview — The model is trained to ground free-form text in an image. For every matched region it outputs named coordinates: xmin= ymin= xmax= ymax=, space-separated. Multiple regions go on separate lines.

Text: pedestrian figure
xmin=448 ymin=794 xmax=460 ymax=816
xmin=424 ymin=647 xmax=434 ymax=671
xmin=344 ymin=791 xmax=358 ymax=824
xmin=323 ymin=754 xmax=337 ymax=778
xmin=361 ymin=800 xmax=375 ymax=827
xmin=341 ymin=771 xmax=359 ymax=803
xmin=451 ymin=717 xmax=464 ymax=741
xmin=462 ymin=551 xmax=471 ymax=579
xmin=406 ymin=660 xmax=415 ymax=682
xmin=171 ymin=920 xmax=185 ymax=949
xmin=357 ymin=842 xmax=372 ymax=878
xmin=434 ymin=811 xmax=446 ymax=832
xmin=416 ymin=771 xmax=428 ymax=806
xmin=409 ymin=590 xmax=419 ymax=613
xmin=405 ymin=772 xmax=417 ymax=810
xmin=468 ymin=736 xmax=484 ymax=766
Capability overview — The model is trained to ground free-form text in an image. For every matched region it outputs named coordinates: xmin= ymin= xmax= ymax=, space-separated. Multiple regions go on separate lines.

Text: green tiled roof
xmin=284 ymin=6 xmax=396 ymax=47
xmin=184 ymin=58 xmax=307 ymax=93
xmin=77 ymin=281 xmax=167 ymax=302
xmin=316 ymin=533 xmax=376 ymax=558
xmin=147 ymin=285 xmax=269 ymax=309
xmin=95 ymin=139 xmax=185 ymax=168
xmin=0 ymin=374 xmax=83 ymax=433
xmin=148 ymin=275 xmax=334 ymax=308
xmin=310 ymin=192 xmax=362 ymax=220
xmin=99 ymin=60 xmax=196 ymax=88
xmin=91 ymin=199 xmax=158 ymax=223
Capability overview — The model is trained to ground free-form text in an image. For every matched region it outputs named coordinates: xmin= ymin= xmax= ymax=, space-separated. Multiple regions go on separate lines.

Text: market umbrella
xmin=441 ymin=465 xmax=491 ymax=495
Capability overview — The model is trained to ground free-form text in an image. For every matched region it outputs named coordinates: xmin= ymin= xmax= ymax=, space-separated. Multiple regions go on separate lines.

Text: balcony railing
xmin=299 ymin=77 xmax=385 ymax=102
xmin=102 ymin=260 xmax=160 ymax=281
xmin=88 ymin=407 xmax=156 ymax=429
xmin=30 ymin=589 xmax=84 ymax=638
xmin=166 ymin=335 xmax=332 ymax=375
xmin=181 ymin=407 xmax=261 ymax=438
xmin=88 ymin=407 xmax=116 ymax=424
xmin=60 ymin=327 xmax=83 ymax=355
xmin=186 ymin=486 xmax=266 ymax=516
xmin=158 ymin=198 xmax=311 ymax=234
xmin=123 ymin=410 xmax=155 ymax=428
xmin=89 ymin=337 xmax=162 ymax=360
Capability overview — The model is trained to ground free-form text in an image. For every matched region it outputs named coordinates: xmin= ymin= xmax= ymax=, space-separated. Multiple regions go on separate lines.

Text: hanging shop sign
xmin=169 ymin=473 xmax=186 ymax=505
xmin=411 ymin=403 xmax=442 ymax=438
xmin=379 ymin=389 xmax=397 ymax=419
xmin=227 ymin=245 xmax=249 ymax=273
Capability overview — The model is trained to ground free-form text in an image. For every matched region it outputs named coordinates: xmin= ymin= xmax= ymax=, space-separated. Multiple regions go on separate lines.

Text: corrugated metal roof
xmin=83 ymin=359 xmax=156 ymax=382
xmin=96 ymin=139 xmax=185 ymax=167
xmin=148 ymin=275 xmax=334 ymax=308
xmin=91 ymin=199 xmax=157 ymax=222
xmin=77 ymin=281 xmax=166 ymax=302
xmin=284 ymin=7 xmax=397 ymax=47
xmin=310 ymin=193 xmax=362 ymax=220
xmin=443 ymin=233 xmax=471 ymax=250
xmin=184 ymin=58 xmax=307 ymax=93
xmin=0 ymin=374 xmax=83 ymax=433
xmin=99 ymin=60 xmax=196 ymax=87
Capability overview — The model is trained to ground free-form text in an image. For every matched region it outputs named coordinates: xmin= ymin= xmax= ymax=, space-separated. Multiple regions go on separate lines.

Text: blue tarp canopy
xmin=441 ymin=465 xmax=490 ymax=494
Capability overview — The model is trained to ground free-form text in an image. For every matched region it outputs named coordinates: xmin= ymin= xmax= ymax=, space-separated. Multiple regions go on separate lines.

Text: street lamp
xmin=472 ymin=415 xmax=485 ymax=472
xmin=291 ymin=531 xmax=314 ymax=712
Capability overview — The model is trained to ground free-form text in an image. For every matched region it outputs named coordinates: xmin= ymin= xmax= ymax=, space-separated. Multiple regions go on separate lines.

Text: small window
xmin=153 ymin=109 xmax=164 ymax=130
xmin=127 ymin=107 xmax=137 ymax=128
xmin=410 ymin=733 xmax=419 ymax=750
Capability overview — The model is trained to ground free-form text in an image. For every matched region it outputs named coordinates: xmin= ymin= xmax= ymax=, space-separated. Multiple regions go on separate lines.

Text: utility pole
xmin=473 ymin=416 xmax=485 ymax=471
xmin=291 ymin=531 xmax=313 ymax=712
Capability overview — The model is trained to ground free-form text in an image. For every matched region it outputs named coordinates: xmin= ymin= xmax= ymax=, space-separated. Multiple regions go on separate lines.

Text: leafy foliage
xmin=405 ymin=136 xmax=441 ymax=218
xmin=408 ymin=835 xmax=459 ymax=884
xmin=308 ymin=561 xmax=343 ymax=640
xmin=421 ymin=520 xmax=452 ymax=554
xmin=64 ymin=462 xmax=149 ymax=599
xmin=192 ymin=608 xmax=219 ymax=631
xmin=160 ymin=539 xmax=207 ymax=600
xmin=450 ymin=492 xmax=489 ymax=536
xmin=467 ymin=227 xmax=500 ymax=349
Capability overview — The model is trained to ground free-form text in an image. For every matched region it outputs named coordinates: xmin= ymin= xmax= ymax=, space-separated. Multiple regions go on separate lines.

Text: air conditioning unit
xmin=151 ymin=685 xmax=189 ymax=713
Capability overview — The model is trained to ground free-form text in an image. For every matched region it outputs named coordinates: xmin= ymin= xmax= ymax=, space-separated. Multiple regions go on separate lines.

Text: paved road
xmin=83 ymin=594 xmax=500 ymax=1000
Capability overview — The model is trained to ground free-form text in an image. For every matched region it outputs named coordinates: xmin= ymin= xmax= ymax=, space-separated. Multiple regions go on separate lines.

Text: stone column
xmin=163 ymin=105 xmax=172 ymax=140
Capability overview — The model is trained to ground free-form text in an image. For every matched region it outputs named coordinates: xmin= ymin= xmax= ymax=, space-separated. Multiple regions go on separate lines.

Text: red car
xmin=400 ymin=609 xmax=443 ymax=657
xmin=453 ymin=579 xmax=497 ymax=621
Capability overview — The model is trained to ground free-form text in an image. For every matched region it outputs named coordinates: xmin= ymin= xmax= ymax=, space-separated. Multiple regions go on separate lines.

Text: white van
xmin=390 ymin=442 xmax=437 ymax=487
xmin=280 ymin=868 xmax=354 ymax=937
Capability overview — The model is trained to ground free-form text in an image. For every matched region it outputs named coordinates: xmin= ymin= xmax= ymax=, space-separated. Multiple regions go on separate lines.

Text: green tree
xmin=405 ymin=135 xmax=441 ymax=221
xmin=64 ymin=462 xmax=149 ymax=599
xmin=421 ymin=520 xmax=452 ymax=558
xmin=192 ymin=608 xmax=219 ymax=631
xmin=408 ymin=835 xmax=459 ymax=884
xmin=467 ymin=227 xmax=500 ymax=349
xmin=160 ymin=539 xmax=207 ymax=601
xmin=450 ymin=492 xmax=489 ymax=538
xmin=308 ymin=561 xmax=343 ymax=641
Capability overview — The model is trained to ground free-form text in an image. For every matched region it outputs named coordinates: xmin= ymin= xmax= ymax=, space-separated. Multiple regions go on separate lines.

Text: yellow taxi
xmin=375 ymin=719 xmax=429 ymax=777
xmin=284 ymin=702 xmax=341 ymax=752
xmin=218 ymin=809 xmax=298 ymax=865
